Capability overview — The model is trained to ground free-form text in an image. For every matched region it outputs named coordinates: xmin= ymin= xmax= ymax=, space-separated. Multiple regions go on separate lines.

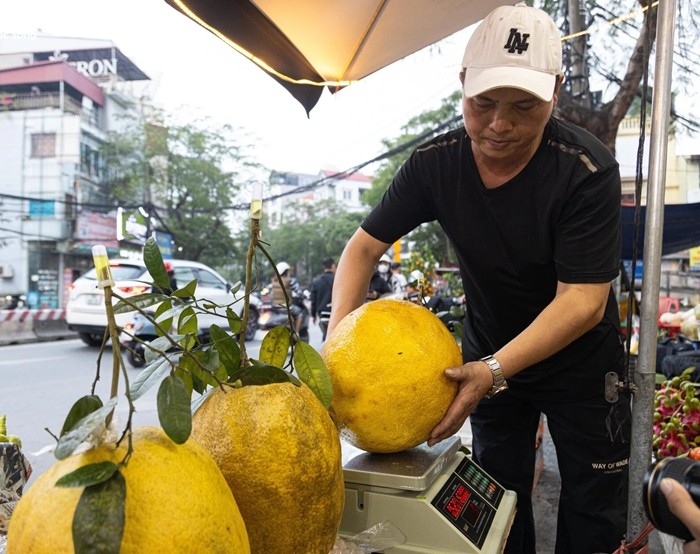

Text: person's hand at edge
xmin=661 ymin=477 xmax=700 ymax=553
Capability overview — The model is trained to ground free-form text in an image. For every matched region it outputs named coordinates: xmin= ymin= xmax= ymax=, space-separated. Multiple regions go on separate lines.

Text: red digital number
xmin=455 ymin=484 xmax=470 ymax=504
xmin=446 ymin=497 xmax=463 ymax=519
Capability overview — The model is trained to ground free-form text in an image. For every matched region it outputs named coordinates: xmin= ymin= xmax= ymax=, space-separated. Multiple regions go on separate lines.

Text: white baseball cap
xmin=462 ymin=3 xmax=563 ymax=102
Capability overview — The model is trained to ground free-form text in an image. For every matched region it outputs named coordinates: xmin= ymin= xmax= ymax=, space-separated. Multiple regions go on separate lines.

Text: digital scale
xmin=340 ymin=436 xmax=517 ymax=553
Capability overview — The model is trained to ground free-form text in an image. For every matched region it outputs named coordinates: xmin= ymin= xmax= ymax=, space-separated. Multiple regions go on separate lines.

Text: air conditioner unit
xmin=0 ymin=265 xmax=14 ymax=279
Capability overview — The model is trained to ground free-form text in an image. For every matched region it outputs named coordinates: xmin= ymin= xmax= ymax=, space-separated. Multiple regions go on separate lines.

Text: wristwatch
xmin=480 ymin=355 xmax=508 ymax=398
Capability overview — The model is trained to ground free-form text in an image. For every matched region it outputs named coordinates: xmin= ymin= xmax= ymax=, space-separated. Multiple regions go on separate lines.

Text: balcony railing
xmin=0 ymin=92 xmax=103 ymax=129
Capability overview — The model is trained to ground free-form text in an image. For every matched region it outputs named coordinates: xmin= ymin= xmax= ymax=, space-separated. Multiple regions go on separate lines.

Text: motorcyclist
xmin=367 ymin=255 xmax=393 ymax=301
xmin=271 ymin=261 xmax=304 ymax=334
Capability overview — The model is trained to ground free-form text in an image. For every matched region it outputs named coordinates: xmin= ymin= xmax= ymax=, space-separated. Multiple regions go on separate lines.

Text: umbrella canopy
xmin=164 ymin=0 xmax=512 ymax=114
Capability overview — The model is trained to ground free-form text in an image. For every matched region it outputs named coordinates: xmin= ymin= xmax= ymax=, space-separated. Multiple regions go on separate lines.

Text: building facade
xmin=265 ymin=168 xmax=372 ymax=228
xmin=0 ymin=35 xmax=150 ymax=309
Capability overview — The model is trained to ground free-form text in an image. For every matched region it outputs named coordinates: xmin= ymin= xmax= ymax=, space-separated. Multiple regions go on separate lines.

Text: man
xmin=310 ymin=257 xmax=335 ymax=341
xmin=326 ymin=5 xmax=630 ymax=554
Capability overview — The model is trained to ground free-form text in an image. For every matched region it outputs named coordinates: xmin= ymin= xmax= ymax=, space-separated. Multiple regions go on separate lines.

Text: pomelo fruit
xmin=6 ymin=426 xmax=249 ymax=553
xmin=322 ymin=298 xmax=462 ymax=453
xmin=191 ymin=382 xmax=344 ymax=554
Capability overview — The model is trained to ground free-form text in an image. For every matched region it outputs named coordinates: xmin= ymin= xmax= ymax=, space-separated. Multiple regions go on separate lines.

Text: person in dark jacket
xmin=310 ymin=257 xmax=336 ymax=340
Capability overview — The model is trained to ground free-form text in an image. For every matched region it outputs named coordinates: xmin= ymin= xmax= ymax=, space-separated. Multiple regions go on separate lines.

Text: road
xmin=1 ymin=324 xmax=324 ymax=487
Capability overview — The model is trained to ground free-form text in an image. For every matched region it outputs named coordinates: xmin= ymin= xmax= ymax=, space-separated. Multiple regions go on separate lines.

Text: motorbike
xmin=257 ymin=294 xmax=310 ymax=343
xmin=121 ymin=302 xmax=261 ymax=368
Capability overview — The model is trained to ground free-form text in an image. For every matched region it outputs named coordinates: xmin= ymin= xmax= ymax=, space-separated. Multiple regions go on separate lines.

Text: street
xmin=0 ymin=324 xmax=324 ymax=487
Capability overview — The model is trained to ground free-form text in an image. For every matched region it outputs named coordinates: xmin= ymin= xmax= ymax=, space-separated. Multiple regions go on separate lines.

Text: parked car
xmin=66 ymin=258 xmax=260 ymax=346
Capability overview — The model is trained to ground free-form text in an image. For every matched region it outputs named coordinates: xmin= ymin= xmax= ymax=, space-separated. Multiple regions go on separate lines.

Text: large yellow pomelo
xmin=191 ymin=382 xmax=344 ymax=554
xmin=6 ymin=426 xmax=249 ymax=553
xmin=322 ymin=298 xmax=462 ymax=453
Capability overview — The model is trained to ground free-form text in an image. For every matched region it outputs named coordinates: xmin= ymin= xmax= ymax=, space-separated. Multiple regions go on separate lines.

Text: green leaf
xmin=177 ymin=306 xmax=198 ymax=335
xmin=60 ymin=395 xmax=104 ymax=437
xmin=55 ymin=397 xmax=118 ymax=460
xmin=226 ymin=308 xmax=242 ymax=334
xmin=113 ymin=292 xmax=167 ymax=314
xmin=179 ymin=334 xmax=196 ymax=352
xmin=203 ymin=346 xmax=226 ymax=382
xmin=186 ymin=351 xmax=219 ymax=388
xmin=178 ymin=355 xmax=206 ymax=394
xmin=173 ymin=279 xmax=197 ymax=298
xmin=56 ymin=461 xmax=118 ymax=488
xmin=229 ymin=281 xmax=242 ymax=295
xmin=175 ymin=365 xmax=194 ymax=396
xmin=141 ymin=335 xmax=173 ymax=363
xmin=73 ymin=470 xmax=126 ymax=554
xmin=154 ymin=304 xmax=184 ymax=323
xmin=154 ymin=300 xmax=173 ymax=336
xmin=144 ymin=237 xmax=169 ymax=291
xmin=259 ymin=326 xmax=291 ymax=367
xmin=230 ymin=364 xmax=300 ymax=386
xmin=209 ymin=325 xmax=240 ymax=375
xmin=293 ymin=341 xmax=333 ymax=408
xmin=157 ymin=375 xmax=192 ymax=444
xmin=129 ymin=356 xmax=173 ymax=401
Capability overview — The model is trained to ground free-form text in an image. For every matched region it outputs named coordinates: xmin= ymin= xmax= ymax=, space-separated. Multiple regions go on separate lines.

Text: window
xmin=197 ymin=269 xmax=227 ymax=290
xmin=31 ymin=133 xmax=56 ymax=158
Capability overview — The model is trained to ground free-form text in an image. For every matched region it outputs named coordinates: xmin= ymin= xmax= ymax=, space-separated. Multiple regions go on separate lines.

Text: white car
xmin=66 ymin=258 xmax=260 ymax=346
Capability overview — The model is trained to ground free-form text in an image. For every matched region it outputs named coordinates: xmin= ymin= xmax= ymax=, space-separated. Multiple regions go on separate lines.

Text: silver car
xmin=66 ymin=258 xmax=259 ymax=346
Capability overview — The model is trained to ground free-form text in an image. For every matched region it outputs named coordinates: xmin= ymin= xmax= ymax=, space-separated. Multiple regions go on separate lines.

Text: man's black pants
xmin=470 ymin=389 xmax=631 ymax=554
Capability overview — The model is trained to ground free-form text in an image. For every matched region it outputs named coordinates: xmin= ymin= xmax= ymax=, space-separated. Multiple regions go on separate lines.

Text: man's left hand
xmin=427 ymin=361 xmax=493 ymax=447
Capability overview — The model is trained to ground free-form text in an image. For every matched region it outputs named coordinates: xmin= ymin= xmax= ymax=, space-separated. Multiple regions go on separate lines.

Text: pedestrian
xmin=389 ymin=262 xmax=407 ymax=294
xmin=326 ymin=5 xmax=630 ymax=554
xmin=310 ymin=257 xmax=336 ymax=341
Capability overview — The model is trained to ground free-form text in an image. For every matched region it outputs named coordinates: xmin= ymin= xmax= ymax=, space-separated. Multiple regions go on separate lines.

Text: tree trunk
xmin=555 ymin=0 xmax=658 ymax=155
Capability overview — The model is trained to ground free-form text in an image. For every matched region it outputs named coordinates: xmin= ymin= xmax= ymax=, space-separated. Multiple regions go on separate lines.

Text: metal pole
xmin=627 ymin=0 xmax=677 ymax=543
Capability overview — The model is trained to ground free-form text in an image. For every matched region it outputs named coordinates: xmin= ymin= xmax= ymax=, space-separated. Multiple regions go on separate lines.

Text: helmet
xmin=276 ymin=261 xmax=291 ymax=275
xmin=379 ymin=254 xmax=392 ymax=264
xmin=409 ymin=270 xmax=424 ymax=283
xmin=164 ymin=261 xmax=174 ymax=273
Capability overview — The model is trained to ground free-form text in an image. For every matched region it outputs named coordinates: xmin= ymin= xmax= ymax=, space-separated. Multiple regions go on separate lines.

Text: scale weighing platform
xmin=340 ymin=436 xmax=516 ymax=553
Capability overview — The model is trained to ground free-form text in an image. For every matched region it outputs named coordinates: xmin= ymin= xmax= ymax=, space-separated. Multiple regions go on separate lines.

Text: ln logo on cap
xmin=504 ymin=28 xmax=530 ymax=54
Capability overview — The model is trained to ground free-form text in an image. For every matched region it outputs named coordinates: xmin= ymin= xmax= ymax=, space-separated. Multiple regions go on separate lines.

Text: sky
xmin=0 ymin=0 xmax=476 ymax=176
xmin=2 ymin=1 xmax=698 ymax=180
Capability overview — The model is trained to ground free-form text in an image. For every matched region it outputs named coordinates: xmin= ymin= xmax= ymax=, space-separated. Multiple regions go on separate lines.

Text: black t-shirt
xmin=362 ymin=117 xmax=623 ymax=396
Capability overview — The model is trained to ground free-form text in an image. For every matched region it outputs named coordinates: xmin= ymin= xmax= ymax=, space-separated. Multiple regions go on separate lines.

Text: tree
xmin=258 ymin=200 xmax=366 ymax=285
xmin=102 ymin=114 xmax=263 ymax=268
xmin=548 ymin=0 xmax=658 ymax=154
xmin=546 ymin=0 xmax=699 ymax=153
xmin=363 ymin=91 xmax=463 ymax=267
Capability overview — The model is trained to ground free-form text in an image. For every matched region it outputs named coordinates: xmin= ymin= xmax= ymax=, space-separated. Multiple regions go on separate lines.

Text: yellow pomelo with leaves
xmin=191 ymin=381 xmax=344 ymax=554
xmin=6 ymin=426 xmax=249 ymax=553
xmin=322 ymin=298 xmax=462 ymax=453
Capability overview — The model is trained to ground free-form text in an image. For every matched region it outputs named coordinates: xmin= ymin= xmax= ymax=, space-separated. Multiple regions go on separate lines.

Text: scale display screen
xmin=431 ymin=457 xmax=506 ymax=548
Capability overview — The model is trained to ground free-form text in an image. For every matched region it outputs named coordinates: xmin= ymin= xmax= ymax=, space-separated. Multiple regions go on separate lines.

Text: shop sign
xmin=690 ymin=247 xmax=700 ymax=272
xmin=154 ymin=231 xmax=174 ymax=259
xmin=29 ymin=199 xmax=55 ymax=216
xmin=47 ymin=49 xmax=117 ymax=78
xmin=76 ymin=211 xmax=118 ymax=247
xmin=117 ymin=207 xmax=149 ymax=243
